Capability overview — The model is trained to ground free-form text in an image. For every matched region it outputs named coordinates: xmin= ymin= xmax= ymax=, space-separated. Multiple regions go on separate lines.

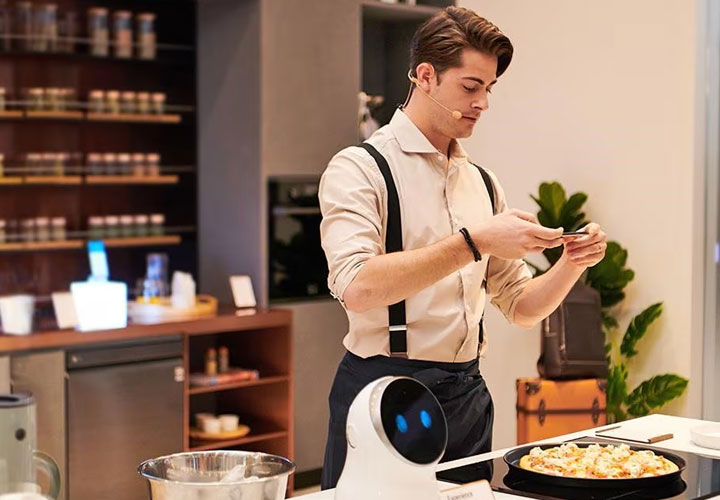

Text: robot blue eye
xmin=395 ymin=414 xmax=408 ymax=434
xmin=420 ymin=409 xmax=432 ymax=429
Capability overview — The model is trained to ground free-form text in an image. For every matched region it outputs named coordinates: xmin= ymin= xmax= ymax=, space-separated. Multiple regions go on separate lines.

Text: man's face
xmin=425 ymin=49 xmax=498 ymax=139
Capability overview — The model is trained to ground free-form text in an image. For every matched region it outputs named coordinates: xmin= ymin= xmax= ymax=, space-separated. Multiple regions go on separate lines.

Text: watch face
xmin=380 ymin=378 xmax=447 ymax=464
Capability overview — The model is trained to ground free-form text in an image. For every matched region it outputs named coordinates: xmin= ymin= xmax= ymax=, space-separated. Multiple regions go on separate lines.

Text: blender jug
xmin=0 ymin=393 xmax=60 ymax=499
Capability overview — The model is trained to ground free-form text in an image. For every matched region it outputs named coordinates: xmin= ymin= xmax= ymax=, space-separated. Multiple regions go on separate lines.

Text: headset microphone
xmin=407 ymin=71 xmax=463 ymax=120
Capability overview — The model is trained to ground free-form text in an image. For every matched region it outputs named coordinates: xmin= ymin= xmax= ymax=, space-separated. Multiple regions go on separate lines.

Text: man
xmin=318 ymin=6 xmax=607 ymax=489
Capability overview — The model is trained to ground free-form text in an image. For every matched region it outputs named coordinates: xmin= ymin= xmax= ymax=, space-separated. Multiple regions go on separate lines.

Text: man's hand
xmin=562 ymin=222 xmax=607 ymax=268
xmin=471 ymin=209 xmax=564 ymax=260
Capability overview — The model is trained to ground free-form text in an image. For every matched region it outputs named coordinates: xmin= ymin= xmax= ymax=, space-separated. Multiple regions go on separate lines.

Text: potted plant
xmin=530 ymin=182 xmax=688 ymax=423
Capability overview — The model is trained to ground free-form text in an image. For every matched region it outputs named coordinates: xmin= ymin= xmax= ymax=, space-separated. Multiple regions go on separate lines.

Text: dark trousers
xmin=321 ymin=351 xmax=494 ymax=490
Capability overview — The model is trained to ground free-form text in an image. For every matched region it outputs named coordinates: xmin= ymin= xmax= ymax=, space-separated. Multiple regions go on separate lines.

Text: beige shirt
xmin=319 ymin=109 xmax=532 ymax=363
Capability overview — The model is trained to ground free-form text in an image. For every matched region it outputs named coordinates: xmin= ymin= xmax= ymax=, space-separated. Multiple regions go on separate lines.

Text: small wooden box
xmin=516 ymin=377 xmax=607 ymax=445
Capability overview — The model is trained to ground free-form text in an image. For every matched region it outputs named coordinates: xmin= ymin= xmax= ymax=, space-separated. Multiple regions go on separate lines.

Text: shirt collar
xmin=389 ymin=109 xmax=469 ymax=160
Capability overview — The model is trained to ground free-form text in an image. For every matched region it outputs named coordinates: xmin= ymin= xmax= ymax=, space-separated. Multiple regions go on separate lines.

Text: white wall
xmin=460 ymin=0 xmax=706 ymax=449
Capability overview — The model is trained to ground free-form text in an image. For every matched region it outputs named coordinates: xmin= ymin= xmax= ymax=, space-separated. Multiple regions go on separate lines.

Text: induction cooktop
xmin=436 ymin=437 xmax=720 ymax=500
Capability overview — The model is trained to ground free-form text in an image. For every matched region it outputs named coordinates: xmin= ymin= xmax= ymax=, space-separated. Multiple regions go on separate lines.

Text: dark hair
xmin=409 ymin=6 xmax=514 ymax=79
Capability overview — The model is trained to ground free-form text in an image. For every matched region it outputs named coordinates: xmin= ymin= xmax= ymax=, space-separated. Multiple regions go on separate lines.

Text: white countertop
xmin=295 ymin=414 xmax=720 ymax=499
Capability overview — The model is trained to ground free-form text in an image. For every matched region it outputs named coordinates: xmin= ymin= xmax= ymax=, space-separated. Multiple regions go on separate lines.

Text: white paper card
xmin=51 ymin=292 xmax=78 ymax=329
xmin=230 ymin=275 xmax=257 ymax=308
xmin=595 ymin=425 xmax=673 ymax=444
xmin=71 ymin=281 xmax=127 ymax=332
xmin=440 ymin=480 xmax=495 ymax=500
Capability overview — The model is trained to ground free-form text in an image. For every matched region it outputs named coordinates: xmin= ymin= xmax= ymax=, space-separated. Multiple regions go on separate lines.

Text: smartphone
xmin=562 ymin=230 xmax=587 ymax=236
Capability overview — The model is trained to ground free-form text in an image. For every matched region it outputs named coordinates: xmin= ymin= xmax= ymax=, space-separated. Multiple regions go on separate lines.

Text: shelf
xmin=189 ymin=421 xmax=288 ymax=451
xmin=0 ymin=240 xmax=84 ymax=252
xmin=24 ymin=176 xmax=83 ymax=185
xmin=87 ymin=113 xmax=182 ymax=124
xmin=0 ymin=235 xmax=181 ymax=253
xmin=25 ymin=110 xmax=84 ymax=120
xmin=362 ymin=1 xmax=443 ymax=21
xmin=189 ymin=375 xmax=290 ymax=395
xmin=0 ymin=111 xmax=23 ymax=119
xmin=0 ymin=177 xmax=23 ymax=184
xmin=86 ymin=175 xmax=179 ymax=185
xmin=102 ymin=235 xmax=181 ymax=248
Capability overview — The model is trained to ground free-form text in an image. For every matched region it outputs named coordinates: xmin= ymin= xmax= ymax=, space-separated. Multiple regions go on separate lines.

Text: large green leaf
xmin=626 ymin=374 xmax=688 ymax=417
xmin=559 ymin=193 xmax=588 ymax=230
xmin=586 ymin=242 xmax=635 ymax=308
xmin=620 ymin=303 xmax=663 ymax=358
xmin=606 ymin=363 xmax=629 ymax=423
xmin=602 ymin=312 xmax=619 ymax=331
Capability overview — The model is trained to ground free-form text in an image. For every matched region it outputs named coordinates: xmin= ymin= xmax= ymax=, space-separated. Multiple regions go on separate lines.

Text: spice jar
xmin=42 ymin=3 xmax=59 ymax=52
xmin=102 ymin=153 xmax=117 ymax=175
xmin=134 ymin=214 xmax=148 ymax=236
xmin=52 ymin=152 xmax=66 ymax=176
xmin=149 ymin=213 xmax=164 ymax=235
xmin=88 ymin=215 xmax=104 ymax=239
xmin=35 ymin=217 xmax=50 ymax=241
xmin=58 ymin=10 xmax=77 ymax=53
xmin=41 ymin=153 xmax=55 ymax=175
xmin=204 ymin=347 xmax=218 ymax=376
xmin=0 ymin=87 xmax=6 ymax=111
xmin=0 ymin=219 xmax=6 ymax=244
xmin=113 ymin=10 xmax=132 ymax=59
xmin=136 ymin=92 xmax=150 ymax=114
xmin=88 ymin=90 xmax=105 ymax=113
xmin=88 ymin=7 xmax=109 ymax=56
xmin=104 ymin=215 xmax=119 ymax=238
xmin=146 ymin=153 xmax=160 ymax=177
xmin=87 ymin=153 xmax=103 ymax=175
xmin=151 ymin=92 xmax=165 ymax=115
xmin=50 ymin=216 xmax=66 ymax=240
xmin=0 ymin=153 xmax=4 ymax=177
xmin=136 ymin=12 xmax=156 ymax=60
xmin=15 ymin=2 xmax=32 ymax=51
xmin=218 ymin=346 xmax=229 ymax=373
xmin=20 ymin=218 xmax=35 ymax=242
xmin=120 ymin=91 xmax=136 ymax=114
xmin=59 ymin=87 xmax=75 ymax=111
xmin=106 ymin=90 xmax=120 ymax=114
xmin=130 ymin=153 xmax=145 ymax=176
xmin=45 ymin=88 xmax=60 ymax=111
xmin=117 ymin=153 xmax=131 ymax=175
xmin=119 ymin=214 xmax=134 ymax=237
xmin=27 ymin=88 xmax=44 ymax=111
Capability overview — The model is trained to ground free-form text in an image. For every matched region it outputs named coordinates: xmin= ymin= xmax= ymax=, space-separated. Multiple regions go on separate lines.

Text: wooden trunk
xmin=516 ymin=377 xmax=607 ymax=445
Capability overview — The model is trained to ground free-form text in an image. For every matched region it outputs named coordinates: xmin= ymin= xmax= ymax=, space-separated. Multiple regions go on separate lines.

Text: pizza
xmin=518 ymin=443 xmax=679 ymax=479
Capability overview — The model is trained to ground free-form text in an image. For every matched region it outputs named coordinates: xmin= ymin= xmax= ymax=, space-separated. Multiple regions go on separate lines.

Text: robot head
xmin=372 ymin=377 xmax=447 ymax=465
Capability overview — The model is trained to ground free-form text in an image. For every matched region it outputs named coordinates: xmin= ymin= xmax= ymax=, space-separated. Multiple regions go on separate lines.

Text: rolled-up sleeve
xmin=319 ymin=148 xmax=385 ymax=304
xmin=484 ymin=169 xmax=533 ymax=323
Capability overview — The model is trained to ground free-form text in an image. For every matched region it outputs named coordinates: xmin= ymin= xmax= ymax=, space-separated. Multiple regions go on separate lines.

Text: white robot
xmin=335 ymin=376 xmax=448 ymax=500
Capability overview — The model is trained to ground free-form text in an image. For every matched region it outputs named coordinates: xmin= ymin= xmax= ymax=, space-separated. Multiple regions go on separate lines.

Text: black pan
xmin=503 ymin=442 xmax=686 ymax=489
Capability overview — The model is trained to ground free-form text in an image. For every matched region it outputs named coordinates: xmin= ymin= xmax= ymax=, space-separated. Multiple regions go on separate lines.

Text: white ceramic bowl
xmin=690 ymin=423 xmax=720 ymax=450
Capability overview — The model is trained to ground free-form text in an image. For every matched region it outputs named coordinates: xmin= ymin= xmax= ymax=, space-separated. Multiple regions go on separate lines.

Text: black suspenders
xmin=357 ymin=142 xmax=496 ymax=358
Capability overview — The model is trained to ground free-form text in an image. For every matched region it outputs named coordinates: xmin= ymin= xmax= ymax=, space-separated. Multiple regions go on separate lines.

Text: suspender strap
xmin=358 ymin=143 xmax=496 ymax=358
xmin=358 ymin=142 xmax=408 ymax=358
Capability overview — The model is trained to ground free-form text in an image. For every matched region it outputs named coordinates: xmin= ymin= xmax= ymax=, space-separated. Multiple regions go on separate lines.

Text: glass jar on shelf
xmin=146 ymin=153 xmax=160 ymax=177
xmin=35 ymin=217 xmax=50 ymax=241
xmin=20 ymin=218 xmax=35 ymax=242
xmin=117 ymin=153 xmax=131 ymax=175
xmin=87 ymin=215 xmax=104 ymax=239
xmin=88 ymin=90 xmax=105 ymax=113
xmin=0 ymin=153 xmax=4 ymax=177
xmin=151 ymin=92 xmax=165 ymax=115
xmin=113 ymin=10 xmax=132 ymax=59
xmin=41 ymin=3 xmax=59 ymax=53
xmin=0 ymin=87 xmax=6 ymax=111
xmin=134 ymin=214 xmax=148 ymax=236
xmin=102 ymin=152 xmax=117 ymax=175
xmin=52 ymin=152 xmax=66 ymax=176
xmin=45 ymin=87 xmax=60 ymax=111
xmin=149 ymin=213 xmax=164 ymax=236
xmin=87 ymin=153 xmax=103 ymax=175
xmin=120 ymin=91 xmax=136 ymax=114
xmin=104 ymin=215 xmax=119 ymax=238
xmin=0 ymin=219 xmax=6 ymax=244
xmin=131 ymin=153 xmax=146 ymax=176
xmin=50 ymin=216 xmax=66 ymax=240
xmin=87 ymin=7 xmax=109 ymax=57
xmin=27 ymin=88 xmax=44 ymax=111
xmin=40 ymin=153 xmax=55 ymax=175
xmin=119 ymin=215 xmax=134 ymax=237
xmin=58 ymin=10 xmax=77 ymax=53
xmin=15 ymin=1 xmax=33 ymax=51
xmin=105 ymin=90 xmax=120 ymax=114
xmin=136 ymin=12 xmax=156 ymax=60
xmin=59 ymin=88 xmax=75 ymax=111
xmin=25 ymin=153 xmax=41 ymax=176
xmin=136 ymin=92 xmax=151 ymax=114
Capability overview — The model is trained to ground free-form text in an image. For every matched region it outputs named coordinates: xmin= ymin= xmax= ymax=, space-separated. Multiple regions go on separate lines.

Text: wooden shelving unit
xmin=0 ymin=235 xmax=182 ymax=253
xmin=25 ymin=110 xmax=84 ymax=120
xmin=24 ymin=175 xmax=83 ymax=185
xmin=0 ymin=110 xmax=23 ymax=119
xmin=103 ymin=235 xmax=181 ymax=248
xmin=184 ymin=312 xmax=294 ymax=489
xmin=87 ymin=113 xmax=182 ymax=124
